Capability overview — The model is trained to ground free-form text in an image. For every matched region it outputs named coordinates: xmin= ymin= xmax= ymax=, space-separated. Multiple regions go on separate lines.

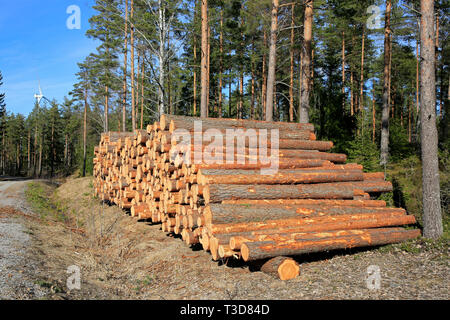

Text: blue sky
xmin=0 ymin=0 xmax=98 ymax=116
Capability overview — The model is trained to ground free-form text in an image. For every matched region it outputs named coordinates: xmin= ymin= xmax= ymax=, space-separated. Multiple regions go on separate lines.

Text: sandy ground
xmin=0 ymin=177 xmax=448 ymax=300
xmin=0 ymin=179 xmax=47 ymax=299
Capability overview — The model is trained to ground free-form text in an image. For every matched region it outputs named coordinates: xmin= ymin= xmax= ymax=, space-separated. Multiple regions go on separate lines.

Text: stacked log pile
xmin=93 ymin=115 xmax=420 ymax=280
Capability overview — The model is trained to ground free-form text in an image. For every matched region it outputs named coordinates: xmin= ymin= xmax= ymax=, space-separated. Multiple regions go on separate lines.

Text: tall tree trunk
xmin=262 ymin=30 xmax=268 ymax=121
xmin=83 ymin=86 xmax=88 ymax=177
xmin=167 ymin=30 xmax=172 ymax=115
xmin=64 ymin=134 xmax=68 ymax=167
xmin=251 ymin=58 xmax=255 ymax=120
xmin=420 ymin=0 xmax=442 ymax=239
xmin=38 ymin=136 xmax=42 ymax=178
xmin=158 ymin=0 xmax=166 ymax=115
xmin=200 ymin=0 xmax=208 ymax=118
xmin=105 ymin=85 xmax=109 ymax=132
xmin=359 ymin=26 xmax=365 ymax=113
xmin=380 ymin=0 xmax=391 ymax=166
xmin=350 ymin=72 xmax=354 ymax=115
xmin=218 ymin=7 xmax=223 ymax=118
xmin=122 ymin=0 xmax=128 ymax=132
xmin=130 ymin=0 xmax=136 ymax=130
xmin=193 ymin=40 xmax=197 ymax=116
xmin=389 ymin=34 xmax=393 ymax=118
xmin=239 ymin=56 xmax=244 ymax=119
xmin=408 ymin=98 xmax=412 ymax=143
xmin=416 ymin=37 xmax=420 ymax=114
xmin=401 ymin=101 xmax=404 ymax=127
xmin=289 ymin=3 xmax=295 ymax=122
xmin=372 ymin=85 xmax=376 ymax=143
xmin=299 ymin=0 xmax=313 ymax=123
xmin=207 ymin=20 xmax=211 ymax=117
xmin=298 ymin=45 xmax=303 ymax=120
xmin=228 ymin=72 xmax=232 ymax=117
xmin=27 ymin=130 xmax=31 ymax=172
xmin=141 ymin=58 xmax=145 ymax=128
xmin=265 ymin=0 xmax=279 ymax=122
xmin=33 ymin=123 xmax=37 ymax=177
xmin=136 ymin=50 xmax=140 ymax=120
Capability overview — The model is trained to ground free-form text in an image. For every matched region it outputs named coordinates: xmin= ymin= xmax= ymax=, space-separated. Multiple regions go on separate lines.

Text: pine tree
xmin=87 ymin=0 xmax=123 ymax=132
xmin=420 ymin=0 xmax=443 ymax=239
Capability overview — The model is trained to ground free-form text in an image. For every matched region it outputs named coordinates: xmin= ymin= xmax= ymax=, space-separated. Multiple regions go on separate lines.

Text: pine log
xmin=221 ymin=199 xmax=387 ymax=207
xmin=229 ymin=214 xmax=416 ymax=250
xmin=260 ymin=256 xmax=300 ymax=280
xmin=174 ymin=149 xmax=346 ymax=163
xmin=181 ymin=139 xmax=333 ymax=151
xmin=240 ymin=228 xmax=421 ymax=261
xmin=199 ymin=170 xmax=364 ymax=186
xmin=184 ymin=129 xmax=316 ymax=140
xmin=203 ymin=184 xmax=357 ymax=204
xmin=217 ymin=245 xmax=241 ymax=259
xmin=160 ymin=114 xmax=315 ymax=132
xmin=190 ymin=159 xmax=332 ymax=172
xmin=206 ymin=212 xmax=416 ymax=236
xmin=202 ymin=203 xmax=405 ymax=226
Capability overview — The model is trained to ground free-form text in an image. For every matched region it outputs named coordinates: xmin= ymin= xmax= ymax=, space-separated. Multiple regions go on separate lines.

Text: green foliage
xmin=388 ymin=118 xmax=415 ymax=162
xmin=25 ymin=182 xmax=70 ymax=223
xmin=344 ymin=130 xmax=381 ymax=173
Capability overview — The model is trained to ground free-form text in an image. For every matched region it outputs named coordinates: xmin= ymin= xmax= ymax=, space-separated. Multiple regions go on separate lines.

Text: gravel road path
xmin=0 ymin=179 xmax=47 ymax=299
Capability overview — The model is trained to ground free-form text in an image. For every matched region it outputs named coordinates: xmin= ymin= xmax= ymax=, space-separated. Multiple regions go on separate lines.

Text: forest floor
xmin=0 ymin=177 xmax=448 ymax=300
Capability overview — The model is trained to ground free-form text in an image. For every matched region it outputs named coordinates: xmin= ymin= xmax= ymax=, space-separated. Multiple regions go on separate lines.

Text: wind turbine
xmin=34 ymin=80 xmax=51 ymax=106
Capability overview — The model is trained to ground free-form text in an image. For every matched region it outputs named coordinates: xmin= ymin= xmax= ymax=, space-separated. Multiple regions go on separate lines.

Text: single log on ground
xmin=240 ymin=228 xmax=421 ymax=261
xmin=260 ymin=256 xmax=300 ymax=281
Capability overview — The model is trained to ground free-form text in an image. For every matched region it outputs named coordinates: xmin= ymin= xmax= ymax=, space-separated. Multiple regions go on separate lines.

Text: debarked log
xmin=259 ymin=256 xmax=300 ymax=281
xmin=160 ymin=114 xmax=315 ymax=133
xmin=206 ymin=212 xmax=416 ymax=236
xmin=201 ymin=203 xmax=406 ymax=226
xmin=228 ymin=214 xmax=417 ymax=250
xmin=240 ymin=228 xmax=421 ymax=261
xmin=199 ymin=170 xmax=364 ymax=185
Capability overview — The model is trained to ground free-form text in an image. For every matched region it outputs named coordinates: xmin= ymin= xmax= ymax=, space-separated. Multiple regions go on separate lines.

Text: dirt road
xmin=0 ymin=179 xmax=48 ymax=299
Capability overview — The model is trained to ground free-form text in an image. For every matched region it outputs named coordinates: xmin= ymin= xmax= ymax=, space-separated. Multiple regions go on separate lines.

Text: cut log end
xmin=260 ymin=256 xmax=300 ymax=281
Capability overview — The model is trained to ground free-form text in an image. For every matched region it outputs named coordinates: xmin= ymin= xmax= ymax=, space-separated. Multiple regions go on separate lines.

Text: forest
xmin=0 ymin=0 xmax=448 ymax=236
